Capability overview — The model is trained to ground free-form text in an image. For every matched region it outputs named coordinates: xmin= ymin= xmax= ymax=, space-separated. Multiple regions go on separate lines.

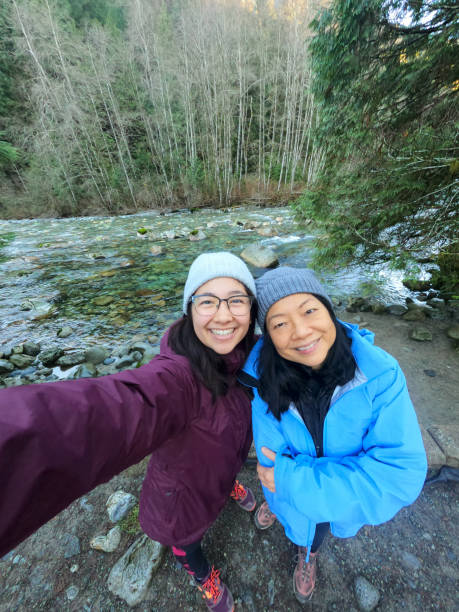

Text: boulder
xmin=0 ymin=360 xmax=14 ymax=374
xmin=107 ymin=535 xmax=165 ymax=607
xmin=403 ymin=308 xmax=426 ymax=322
xmin=420 ymin=425 xmax=446 ymax=469
xmin=22 ymin=341 xmax=41 ymax=356
xmin=9 ymin=354 xmax=35 ymax=369
xmin=410 ymin=326 xmax=432 ymax=342
xmin=428 ymin=425 xmax=459 ymax=468
xmin=240 ymin=244 xmax=278 ymax=268
xmin=57 ymin=352 xmax=86 ymax=367
xmin=39 ymin=348 xmax=64 ymax=367
xmin=90 ymin=526 xmax=121 ymax=553
xmin=84 ymin=346 xmax=108 ymax=365
xmin=107 ymin=491 xmax=137 ymax=523
xmin=387 ymin=304 xmax=408 ymax=316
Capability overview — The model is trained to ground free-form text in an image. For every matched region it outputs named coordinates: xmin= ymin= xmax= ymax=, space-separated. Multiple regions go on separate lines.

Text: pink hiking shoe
xmin=196 ymin=566 xmax=234 ymax=612
xmin=254 ymin=501 xmax=276 ymax=530
xmin=293 ymin=547 xmax=317 ymax=602
xmin=230 ymin=480 xmax=256 ymax=511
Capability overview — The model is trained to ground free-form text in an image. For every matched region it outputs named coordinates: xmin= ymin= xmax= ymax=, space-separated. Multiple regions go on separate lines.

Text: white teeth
xmin=211 ymin=328 xmax=235 ymax=336
xmin=296 ymin=340 xmax=318 ymax=350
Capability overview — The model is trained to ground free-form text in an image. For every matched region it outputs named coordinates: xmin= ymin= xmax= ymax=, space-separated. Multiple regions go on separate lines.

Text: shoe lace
xmin=198 ymin=567 xmax=222 ymax=603
xmin=230 ymin=480 xmax=246 ymax=502
xmin=297 ymin=548 xmax=313 ymax=580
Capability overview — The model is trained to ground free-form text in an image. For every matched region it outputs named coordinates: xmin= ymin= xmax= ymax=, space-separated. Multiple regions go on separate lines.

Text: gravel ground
xmin=1 ymin=312 xmax=458 ymax=611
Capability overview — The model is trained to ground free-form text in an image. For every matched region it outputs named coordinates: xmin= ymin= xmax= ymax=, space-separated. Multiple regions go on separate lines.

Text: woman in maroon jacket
xmin=0 ymin=251 xmax=258 ymax=612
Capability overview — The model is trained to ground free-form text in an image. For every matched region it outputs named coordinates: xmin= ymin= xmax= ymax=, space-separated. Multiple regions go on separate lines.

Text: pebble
xmin=66 ymin=585 xmax=79 ymax=601
xmin=61 ymin=533 xmax=81 ymax=558
xmin=90 ymin=526 xmax=121 ymax=553
xmin=400 ymin=551 xmax=422 ymax=571
xmin=354 ymin=576 xmax=380 ymax=611
xmin=423 ymin=369 xmax=436 ymax=377
xmin=103 ymin=357 xmax=116 ymax=365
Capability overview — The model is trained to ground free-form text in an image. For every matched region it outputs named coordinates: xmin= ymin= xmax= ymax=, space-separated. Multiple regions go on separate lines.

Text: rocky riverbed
xmin=1 ymin=300 xmax=458 ymax=611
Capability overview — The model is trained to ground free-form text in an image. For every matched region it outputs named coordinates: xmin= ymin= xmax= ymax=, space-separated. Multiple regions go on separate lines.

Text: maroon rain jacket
xmin=0 ymin=328 xmax=252 ymax=558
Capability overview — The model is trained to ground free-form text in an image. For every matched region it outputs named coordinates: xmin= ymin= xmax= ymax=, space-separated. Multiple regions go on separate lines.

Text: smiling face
xmin=190 ymin=277 xmax=252 ymax=355
xmin=266 ymin=293 xmax=336 ymax=369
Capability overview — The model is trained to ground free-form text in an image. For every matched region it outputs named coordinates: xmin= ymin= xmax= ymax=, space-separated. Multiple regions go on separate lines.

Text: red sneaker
xmin=293 ymin=547 xmax=317 ymax=602
xmin=230 ymin=480 xmax=256 ymax=511
xmin=254 ymin=501 xmax=276 ymax=530
xmin=196 ymin=567 xmax=234 ymax=612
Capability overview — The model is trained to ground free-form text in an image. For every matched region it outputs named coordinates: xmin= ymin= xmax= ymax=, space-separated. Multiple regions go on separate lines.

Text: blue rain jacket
xmin=242 ymin=322 xmax=427 ymax=549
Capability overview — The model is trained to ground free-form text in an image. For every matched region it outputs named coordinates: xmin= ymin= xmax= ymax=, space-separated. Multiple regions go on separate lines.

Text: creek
xmin=0 ymin=206 xmax=420 ymax=350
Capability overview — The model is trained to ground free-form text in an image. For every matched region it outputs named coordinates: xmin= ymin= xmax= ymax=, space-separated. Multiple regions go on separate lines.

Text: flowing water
xmin=0 ymin=206 xmax=419 ymax=349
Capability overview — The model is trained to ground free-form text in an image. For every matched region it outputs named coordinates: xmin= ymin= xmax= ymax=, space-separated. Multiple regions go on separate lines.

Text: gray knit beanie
xmin=255 ymin=266 xmax=332 ymax=330
xmin=183 ymin=252 xmax=256 ymax=313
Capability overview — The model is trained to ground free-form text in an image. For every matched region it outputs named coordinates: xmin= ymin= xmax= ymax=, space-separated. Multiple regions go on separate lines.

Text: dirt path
xmin=1 ymin=313 xmax=458 ymax=611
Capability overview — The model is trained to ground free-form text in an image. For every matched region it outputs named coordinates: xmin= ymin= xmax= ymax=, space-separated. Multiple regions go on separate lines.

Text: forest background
xmin=0 ymin=0 xmax=457 ymax=289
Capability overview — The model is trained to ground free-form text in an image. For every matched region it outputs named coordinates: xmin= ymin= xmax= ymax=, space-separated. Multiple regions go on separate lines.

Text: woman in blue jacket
xmin=241 ymin=267 xmax=427 ymax=603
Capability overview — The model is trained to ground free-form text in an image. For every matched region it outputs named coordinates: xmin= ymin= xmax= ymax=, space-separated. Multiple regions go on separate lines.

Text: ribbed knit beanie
xmin=183 ymin=252 xmax=256 ymax=313
xmin=255 ymin=266 xmax=332 ymax=329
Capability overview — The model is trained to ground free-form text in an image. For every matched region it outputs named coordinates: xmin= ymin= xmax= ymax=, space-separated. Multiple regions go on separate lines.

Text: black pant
xmin=310 ymin=522 xmax=329 ymax=553
xmin=172 ymin=540 xmax=210 ymax=581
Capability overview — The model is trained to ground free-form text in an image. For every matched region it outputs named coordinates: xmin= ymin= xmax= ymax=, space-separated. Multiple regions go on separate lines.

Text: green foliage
xmin=118 ymin=504 xmax=140 ymax=535
xmin=56 ymin=0 xmax=126 ymax=30
xmin=295 ymin=0 xmax=458 ymax=282
xmin=0 ymin=140 xmax=19 ymax=167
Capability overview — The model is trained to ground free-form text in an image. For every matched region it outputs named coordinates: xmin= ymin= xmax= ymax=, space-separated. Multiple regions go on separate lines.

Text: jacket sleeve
xmin=0 ymin=357 xmax=195 ymax=557
xmin=273 ymin=365 xmax=427 ymax=527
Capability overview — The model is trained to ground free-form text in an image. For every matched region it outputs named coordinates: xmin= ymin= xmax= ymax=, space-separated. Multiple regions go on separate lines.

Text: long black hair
xmin=168 ymin=293 xmax=257 ymax=400
xmin=258 ymin=295 xmax=356 ymax=421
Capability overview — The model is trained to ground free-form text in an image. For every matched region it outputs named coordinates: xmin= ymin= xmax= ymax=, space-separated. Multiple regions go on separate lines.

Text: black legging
xmin=172 ymin=540 xmax=210 ymax=581
xmin=310 ymin=522 xmax=329 ymax=553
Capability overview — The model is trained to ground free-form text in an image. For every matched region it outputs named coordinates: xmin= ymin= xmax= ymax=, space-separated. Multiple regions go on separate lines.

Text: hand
xmin=257 ymin=447 xmax=277 ymax=493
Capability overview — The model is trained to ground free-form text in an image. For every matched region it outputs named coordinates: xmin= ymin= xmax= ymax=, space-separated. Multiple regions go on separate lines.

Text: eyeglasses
xmin=191 ymin=293 xmax=254 ymax=315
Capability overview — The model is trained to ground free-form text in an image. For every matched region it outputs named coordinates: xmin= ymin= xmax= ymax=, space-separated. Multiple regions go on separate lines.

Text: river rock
xmin=0 ymin=360 xmax=14 ymax=374
xmin=240 ymin=244 xmax=278 ymax=268
xmin=402 ymin=279 xmax=431 ymax=292
xmin=446 ymin=324 xmax=459 ymax=341
xmin=93 ymin=295 xmax=114 ymax=306
xmin=410 ymin=326 xmax=432 ymax=341
xmin=387 ymin=304 xmax=408 ymax=316
xmin=57 ymin=326 xmax=73 ymax=338
xmin=150 ymin=245 xmax=163 ymax=256
xmin=403 ymin=308 xmax=426 ymax=321
xmin=400 ymin=551 xmax=422 ymax=571
xmin=256 ymin=226 xmax=275 ymax=237
xmin=107 ymin=535 xmax=165 ymax=607
xmin=22 ymin=341 xmax=41 ymax=356
xmin=346 ymin=297 xmax=372 ymax=313
xmin=57 ymin=351 xmax=86 ymax=367
xmin=72 ymin=363 xmax=97 ymax=378
xmin=12 ymin=344 xmax=23 ymax=354
xmin=9 ymin=354 xmax=35 ymax=369
xmin=39 ymin=348 xmax=64 ymax=366
xmin=85 ymin=346 xmax=108 ymax=365
xmin=107 ymin=491 xmax=137 ymax=523
xmin=189 ymin=229 xmax=206 ymax=241
xmin=427 ymin=297 xmax=445 ymax=309
xmin=90 ymin=526 xmax=121 ymax=553
xmin=354 ymin=576 xmax=380 ymax=611
xmin=371 ymin=303 xmax=387 ymax=314
xmin=428 ymin=425 xmax=459 ymax=468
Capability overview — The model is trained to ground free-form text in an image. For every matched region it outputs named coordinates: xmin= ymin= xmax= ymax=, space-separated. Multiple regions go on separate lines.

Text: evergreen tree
xmin=294 ymin=0 xmax=458 ymax=290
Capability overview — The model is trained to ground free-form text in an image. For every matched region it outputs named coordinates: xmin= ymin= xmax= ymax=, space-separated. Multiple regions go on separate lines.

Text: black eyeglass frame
xmin=190 ymin=293 xmax=254 ymax=314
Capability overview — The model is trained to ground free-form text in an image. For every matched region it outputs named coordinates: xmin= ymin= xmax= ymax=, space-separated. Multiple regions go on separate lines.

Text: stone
xmin=400 ymin=551 xmax=422 ymax=571
xmin=428 ymin=425 xmax=459 ymax=468
xmin=149 ymin=245 xmax=163 ymax=256
xmin=12 ymin=345 xmax=23 ymax=354
xmin=72 ymin=363 xmax=97 ymax=378
xmin=240 ymin=244 xmax=278 ymax=268
xmin=410 ymin=326 xmax=432 ymax=342
xmin=61 ymin=533 xmax=80 ymax=558
xmin=354 ymin=576 xmax=380 ymax=611
xmin=9 ymin=354 xmax=35 ymax=369
xmin=84 ymin=346 xmax=108 ymax=365
xmin=116 ymin=355 xmax=136 ymax=369
xmin=387 ymin=304 xmax=408 ymax=316
xmin=107 ymin=535 xmax=165 ymax=607
xmin=57 ymin=352 xmax=86 ymax=367
xmin=420 ymin=426 xmax=446 ymax=469
xmin=0 ymin=360 xmax=14 ymax=374
xmin=402 ymin=279 xmax=431 ymax=292
xmin=446 ymin=324 xmax=459 ymax=341
xmin=107 ymin=491 xmax=137 ymax=523
xmin=66 ymin=585 xmax=79 ymax=601
xmin=189 ymin=229 xmax=206 ymax=241
xmin=39 ymin=348 xmax=64 ymax=367
xmin=57 ymin=326 xmax=73 ymax=338
xmin=427 ymin=298 xmax=445 ymax=309
xmin=19 ymin=299 xmax=56 ymax=320
xmin=256 ymin=226 xmax=275 ymax=237
xmin=403 ymin=308 xmax=426 ymax=321
xmin=22 ymin=341 xmax=41 ymax=356
xmin=371 ymin=303 xmax=387 ymax=314
xmin=93 ymin=295 xmax=114 ymax=306
xmin=90 ymin=526 xmax=122 ymax=553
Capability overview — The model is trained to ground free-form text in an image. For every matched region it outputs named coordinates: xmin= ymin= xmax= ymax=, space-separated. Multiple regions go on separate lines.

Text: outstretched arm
xmin=0 ymin=357 xmax=194 ymax=557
